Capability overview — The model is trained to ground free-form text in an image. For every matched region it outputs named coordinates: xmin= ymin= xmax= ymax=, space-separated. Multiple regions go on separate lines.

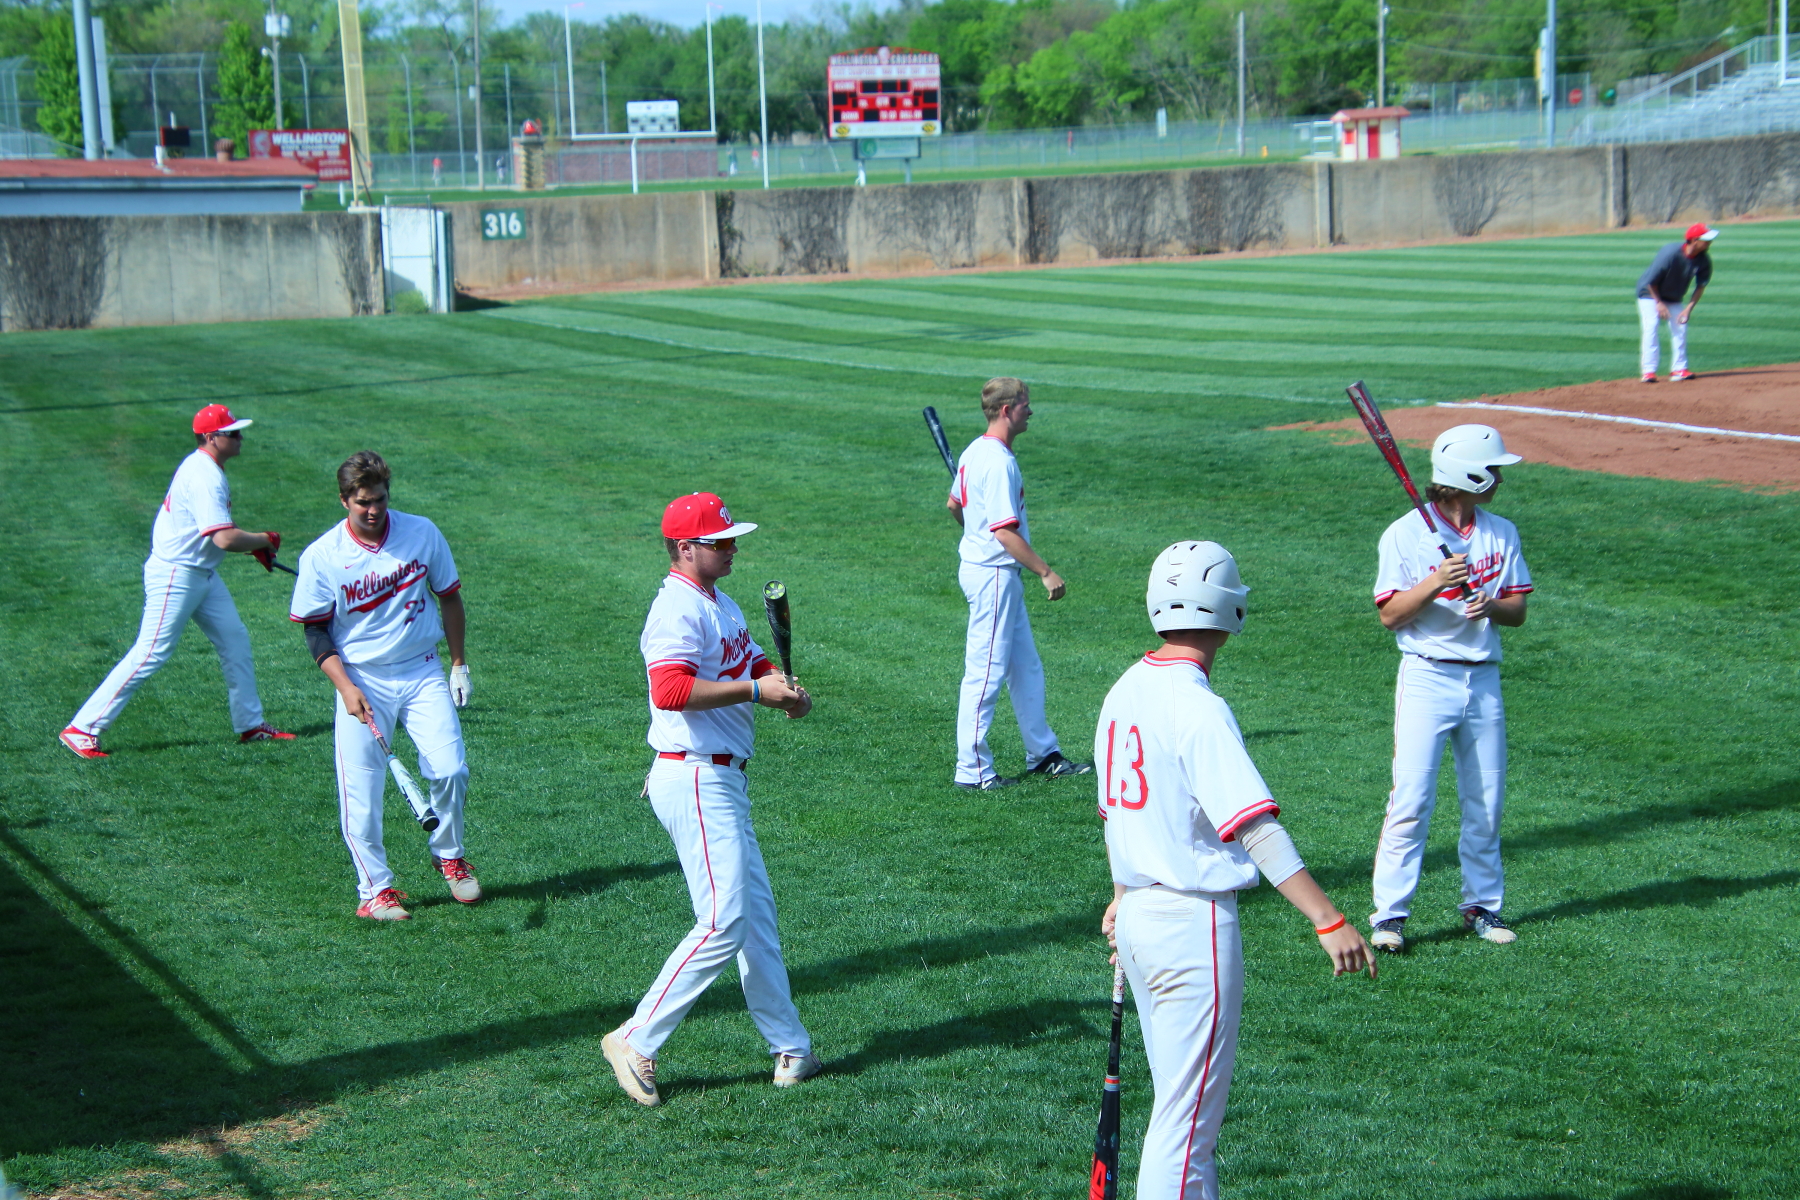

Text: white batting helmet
xmin=1431 ymin=424 xmax=1522 ymax=494
xmin=1147 ymin=541 xmax=1249 ymax=635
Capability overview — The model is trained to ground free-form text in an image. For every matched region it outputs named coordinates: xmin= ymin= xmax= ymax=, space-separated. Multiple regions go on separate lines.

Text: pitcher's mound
xmin=1283 ymin=364 xmax=1800 ymax=492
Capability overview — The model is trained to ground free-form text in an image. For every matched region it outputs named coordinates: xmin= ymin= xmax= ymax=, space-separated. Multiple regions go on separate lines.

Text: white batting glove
xmin=450 ymin=664 xmax=471 ymax=707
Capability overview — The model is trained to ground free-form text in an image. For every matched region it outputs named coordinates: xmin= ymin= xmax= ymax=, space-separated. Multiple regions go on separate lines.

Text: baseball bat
xmin=922 ymin=406 xmax=956 ymax=478
xmin=1345 ymin=380 xmax=1474 ymax=600
xmin=762 ymin=581 xmax=794 ymax=683
xmin=368 ymin=719 xmax=441 ymax=832
xmin=271 ymin=559 xmax=299 ymax=577
xmin=1089 ymin=963 xmax=1126 ymax=1200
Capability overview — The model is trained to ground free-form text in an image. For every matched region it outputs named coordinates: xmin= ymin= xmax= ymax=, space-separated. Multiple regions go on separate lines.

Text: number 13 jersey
xmin=289 ymin=511 xmax=461 ymax=667
xmin=1094 ymin=655 xmax=1279 ymax=893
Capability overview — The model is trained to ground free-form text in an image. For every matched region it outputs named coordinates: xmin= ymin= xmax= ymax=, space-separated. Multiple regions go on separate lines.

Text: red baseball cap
xmin=1685 ymin=223 xmax=1719 ymax=242
xmin=193 ymin=404 xmax=253 ymax=435
xmin=661 ymin=492 xmax=758 ymax=540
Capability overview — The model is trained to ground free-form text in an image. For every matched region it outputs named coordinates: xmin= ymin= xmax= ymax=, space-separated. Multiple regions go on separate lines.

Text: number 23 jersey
xmin=289 ymin=511 xmax=461 ymax=667
xmin=1094 ymin=655 xmax=1280 ymax=893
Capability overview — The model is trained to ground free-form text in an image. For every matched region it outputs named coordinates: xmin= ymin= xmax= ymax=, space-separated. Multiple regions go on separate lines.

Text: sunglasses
xmin=210 ymin=429 xmax=244 ymax=439
xmin=691 ymin=537 xmax=737 ymax=552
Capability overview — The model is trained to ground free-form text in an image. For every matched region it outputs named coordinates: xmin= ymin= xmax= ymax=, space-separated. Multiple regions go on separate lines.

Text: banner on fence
xmin=247 ymin=129 xmax=353 ymax=181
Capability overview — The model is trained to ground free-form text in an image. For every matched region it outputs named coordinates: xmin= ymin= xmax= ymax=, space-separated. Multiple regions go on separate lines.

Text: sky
xmin=482 ymin=0 xmax=841 ymax=30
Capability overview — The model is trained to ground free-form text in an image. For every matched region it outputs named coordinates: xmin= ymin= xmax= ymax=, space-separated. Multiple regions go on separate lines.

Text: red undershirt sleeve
xmin=648 ymin=661 xmax=697 ymax=710
xmin=750 ymin=656 xmax=775 ymax=679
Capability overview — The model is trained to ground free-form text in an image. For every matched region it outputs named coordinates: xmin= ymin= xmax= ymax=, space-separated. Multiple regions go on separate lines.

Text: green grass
xmin=3 ymin=222 xmax=1799 ymax=1200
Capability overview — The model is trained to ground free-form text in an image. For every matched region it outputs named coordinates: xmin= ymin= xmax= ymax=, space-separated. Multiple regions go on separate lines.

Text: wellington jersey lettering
xmin=641 ymin=572 xmax=771 ymax=759
xmin=289 ymin=511 xmax=460 ymax=666
xmin=150 ymin=450 xmax=236 ymax=569
xmin=1374 ymin=506 xmax=1532 ymax=662
xmin=951 ymin=435 xmax=1029 ymax=568
xmin=1093 ymin=656 xmax=1280 ymax=893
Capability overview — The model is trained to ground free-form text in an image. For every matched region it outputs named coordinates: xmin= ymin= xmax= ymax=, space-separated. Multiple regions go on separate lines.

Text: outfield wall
xmin=0 ymin=212 xmax=384 ymax=332
xmin=446 ymin=132 xmax=1800 ymax=289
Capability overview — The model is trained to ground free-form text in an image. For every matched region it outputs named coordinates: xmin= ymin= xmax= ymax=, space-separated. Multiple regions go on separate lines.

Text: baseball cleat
xmin=356 ymin=888 xmax=412 ymax=921
xmin=1640 ymin=372 xmax=1659 ymax=383
xmin=1463 ymin=907 xmax=1517 ymax=944
xmin=602 ymin=1031 xmax=661 ymax=1106
xmin=1370 ymin=918 xmax=1407 ymax=954
xmin=239 ymin=723 xmax=296 ymax=743
xmin=1027 ymin=751 xmax=1094 ymax=778
xmin=954 ymin=776 xmax=1019 ymax=791
xmin=1669 ymin=369 xmax=1697 ymax=382
xmin=772 ymin=1052 xmax=823 ymax=1088
xmin=433 ymin=855 xmax=483 ymax=904
xmin=58 ymin=726 xmax=108 ymax=759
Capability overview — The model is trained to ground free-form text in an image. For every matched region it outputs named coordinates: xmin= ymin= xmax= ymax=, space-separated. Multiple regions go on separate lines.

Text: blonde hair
xmin=980 ymin=377 xmax=1028 ymax=421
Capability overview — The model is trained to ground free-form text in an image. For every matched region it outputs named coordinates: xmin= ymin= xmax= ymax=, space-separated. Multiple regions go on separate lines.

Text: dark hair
xmin=665 ymin=536 xmax=682 ymax=563
xmin=337 ymin=451 xmax=392 ymax=498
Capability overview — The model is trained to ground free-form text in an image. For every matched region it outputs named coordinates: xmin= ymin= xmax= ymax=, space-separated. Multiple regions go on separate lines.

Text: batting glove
xmin=251 ymin=547 xmax=277 ymax=572
xmin=264 ymin=531 xmax=282 ymax=554
xmin=450 ymin=664 xmax=471 ymax=707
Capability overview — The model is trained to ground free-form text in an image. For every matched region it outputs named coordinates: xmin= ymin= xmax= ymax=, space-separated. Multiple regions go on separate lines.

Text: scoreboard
xmin=828 ymin=47 xmax=941 ymax=140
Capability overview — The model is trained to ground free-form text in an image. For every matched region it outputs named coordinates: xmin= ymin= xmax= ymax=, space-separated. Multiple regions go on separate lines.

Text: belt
xmin=656 ymin=751 xmax=748 ymax=770
xmin=1422 ymin=657 xmax=1491 ymax=668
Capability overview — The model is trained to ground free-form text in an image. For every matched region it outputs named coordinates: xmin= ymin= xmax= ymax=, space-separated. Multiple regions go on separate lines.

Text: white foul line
xmin=1438 ymin=401 xmax=1800 ymax=445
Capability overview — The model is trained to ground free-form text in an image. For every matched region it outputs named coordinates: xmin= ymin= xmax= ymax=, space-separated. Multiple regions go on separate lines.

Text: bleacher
xmin=1581 ymin=42 xmax=1800 ymax=145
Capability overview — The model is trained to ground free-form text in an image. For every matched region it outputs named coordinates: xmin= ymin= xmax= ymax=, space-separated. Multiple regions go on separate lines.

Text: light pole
xmin=473 ymin=0 xmax=484 ymax=189
xmin=564 ymin=2 xmax=584 ymax=135
xmin=451 ymin=50 xmax=465 ymax=183
xmin=756 ymin=0 xmax=769 ymax=188
xmin=705 ymin=3 xmax=718 ymax=136
xmin=72 ymin=0 xmax=100 ymax=158
xmin=1376 ymin=1 xmax=1388 ymax=107
xmin=1236 ymin=11 xmax=1245 ymax=156
xmin=1543 ymin=0 xmax=1557 ymax=148
xmin=401 ymin=53 xmax=416 ymax=183
xmin=297 ymin=52 xmax=310 ymax=126
xmin=265 ymin=6 xmax=290 ymax=129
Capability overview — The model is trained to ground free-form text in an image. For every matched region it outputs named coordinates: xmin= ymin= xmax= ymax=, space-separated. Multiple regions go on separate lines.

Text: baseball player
xmin=602 ymin=492 xmax=819 ymax=1107
xmin=1097 ymin=540 xmax=1374 ymax=1200
xmin=1369 ymin=425 xmax=1532 ymax=954
xmin=60 ymin=404 xmax=292 ymax=758
xmin=947 ymin=377 xmax=1091 ymax=789
xmin=1636 ymin=222 xmax=1717 ymax=382
xmin=289 ymin=452 xmax=478 ymax=921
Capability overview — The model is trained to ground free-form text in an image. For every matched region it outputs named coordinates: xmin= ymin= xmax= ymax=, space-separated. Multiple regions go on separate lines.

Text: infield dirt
xmin=1280 ymin=361 xmax=1800 ymax=492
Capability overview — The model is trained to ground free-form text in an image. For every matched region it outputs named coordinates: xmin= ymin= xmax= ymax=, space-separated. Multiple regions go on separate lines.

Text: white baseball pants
xmin=955 ymin=562 xmax=1059 ymax=785
xmin=71 ymin=559 xmax=265 ymax=736
xmin=1637 ymin=296 xmax=1690 ymax=376
xmin=619 ymin=758 xmax=810 ymax=1061
xmin=1372 ymin=656 xmax=1506 ymax=924
xmin=1117 ymin=886 xmax=1244 ymax=1200
xmin=334 ymin=651 xmax=468 ymax=901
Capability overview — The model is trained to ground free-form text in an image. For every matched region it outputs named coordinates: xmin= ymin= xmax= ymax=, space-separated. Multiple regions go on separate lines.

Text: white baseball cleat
xmin=433 ymin=856 xmax=482 ymax=904
xmin=602 ymin=1031 xmax=661 ymax=1106
xmin=1370 ymin=918 xmax=1406 ymax=954
xmin=1463 ymin=907 xmax=1517 ymax=944
xmin=773 ymin=1052 xmax=823 ymax=1088
xmin=356 ymin=888 xmax=412 ymax=921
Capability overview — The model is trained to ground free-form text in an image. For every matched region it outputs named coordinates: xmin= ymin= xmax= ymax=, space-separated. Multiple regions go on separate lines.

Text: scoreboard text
xmin=828 ymin=47 xmax=941 ymax=140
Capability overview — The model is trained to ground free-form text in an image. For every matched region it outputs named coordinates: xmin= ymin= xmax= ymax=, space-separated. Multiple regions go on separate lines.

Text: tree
xmin=212 ymin=19 xmax=278 ymax=155
xmin=34 ymin=16 xmax=82 ymax=153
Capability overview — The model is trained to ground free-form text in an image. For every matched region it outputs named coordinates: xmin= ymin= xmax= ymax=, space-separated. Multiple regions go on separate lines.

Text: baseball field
xmin=3 ymin=220 xmax=1798 ymax=1200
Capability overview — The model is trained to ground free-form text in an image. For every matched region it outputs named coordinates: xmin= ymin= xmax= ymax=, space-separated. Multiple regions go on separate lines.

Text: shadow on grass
xmin=1401 ymin=870 xmax=1799 ymax=948
xmin=407 ymin=860 xmax=680 ymax=910
xmin=1483 ymin=1185 xmax=1730 ymax=1200
xmin=786 ymin=910 xmax=1099 ymax=996
xmin=1308 ymin=777 xmax=1800 ymax=894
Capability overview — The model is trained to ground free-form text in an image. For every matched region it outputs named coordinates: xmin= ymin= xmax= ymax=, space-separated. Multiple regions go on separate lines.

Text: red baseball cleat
xmin=356 ymin=888 xmax=412 ymax=920
xmin=239 ymin=723 xmax=296 ymax=743
xmin=59 ymin=726 xmax=108 ymax=759
xmin=1640 ymin=372 xmax=1658 ymax=383
xmin=1669 ymin=369 xmax=1697 ymax=381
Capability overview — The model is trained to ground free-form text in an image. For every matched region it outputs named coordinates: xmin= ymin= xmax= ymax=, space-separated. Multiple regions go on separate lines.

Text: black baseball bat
xmin=271 ymin=559 xmax=299 ymax=577
xmin=1090 ymin=963 xmax=1126 ymax=1200
xmin=922 ymin=406 xmax=956 ymax=478
xmin=1345 ymin=380 xmax=1473 ymax=600
xmin=762 ymin=581 xmax=794 ymax=682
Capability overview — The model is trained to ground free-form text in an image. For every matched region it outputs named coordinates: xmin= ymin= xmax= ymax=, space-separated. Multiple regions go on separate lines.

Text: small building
xmin=0 ymin=158 xmax=317 ymax=217
xmin=1330 ymin=107 xmax=1411 ymax=161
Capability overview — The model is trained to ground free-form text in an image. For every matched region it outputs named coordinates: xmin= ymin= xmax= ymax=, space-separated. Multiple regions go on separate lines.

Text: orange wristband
xmin=1313 ymin=915 xmax=1346 ymax=936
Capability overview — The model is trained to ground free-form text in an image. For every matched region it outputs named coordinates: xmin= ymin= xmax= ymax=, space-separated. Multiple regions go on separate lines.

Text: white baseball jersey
xmin=288 ymin=511 xmax=461 ymax=667
xmin=150 ymin=450 xmax=235 ymax=569
xmin=641 ymin=571 xmax=770 ymax=759
xmin=1094 ymin=656 xmax=1280 ymax=894
xmin=1374 ymin=506 xmax=1532 ymax=662
xmin=951 ymin=435 xmax=1029 ymax=568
